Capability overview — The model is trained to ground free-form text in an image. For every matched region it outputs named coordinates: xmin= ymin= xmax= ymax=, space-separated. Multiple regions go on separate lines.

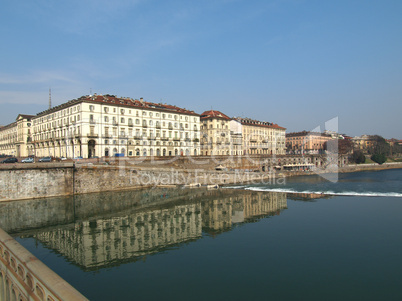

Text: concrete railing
xmin=0 ymin=228 xmax=88 ymax=301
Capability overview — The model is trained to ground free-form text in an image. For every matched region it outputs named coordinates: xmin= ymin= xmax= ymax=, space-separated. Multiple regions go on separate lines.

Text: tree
xmin=369 ymin=135 xmax=390 ymax=155
xmin=371 ymin=153 xmax=387 ymax=164
xmin=351 ymin=150 xmax=366 ymax=164
xmin=324 ymin=139 xmax=353 ymax=154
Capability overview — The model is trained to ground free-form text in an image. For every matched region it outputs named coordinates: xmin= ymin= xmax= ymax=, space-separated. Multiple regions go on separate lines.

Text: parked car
xmin=60 ymin=156 xmax=67 ymax=161
xmin=39 ymin=156 xmax=52 ymax=162
xmin=1 ymin=157 xmax=18 ymax=163
xmin=21 ymin=157 xmax=34 ymax=163
xmin=73 ymin=156 xmax=83 ymax=160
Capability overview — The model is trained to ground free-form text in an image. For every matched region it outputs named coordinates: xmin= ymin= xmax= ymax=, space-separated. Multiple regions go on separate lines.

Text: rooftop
xmin=200 ymin=110 xmax=231 ymax=120
xmin=36 ymin=94 xmax=199 ymax=118
xmin=233 ymin=117 xmax=286 ymax=130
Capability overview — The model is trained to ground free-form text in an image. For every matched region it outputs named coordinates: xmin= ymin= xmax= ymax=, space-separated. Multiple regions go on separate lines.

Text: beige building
xmin=0 ymin=114 xmax=35 ymax=157
xmin=1 ymin=94 xmax=201 ymax=158
xmin=351 ymin=135 xmax=376 ymax=153
xmin=200 ymin=110 xmax=232 ymax=156
xmin=233 ymin=117 xmax=286 ymax=155
xmin=200 ymin=112 xmax=286 ymax=156
xmin=286 ymin=131 xmax=332 ymax=154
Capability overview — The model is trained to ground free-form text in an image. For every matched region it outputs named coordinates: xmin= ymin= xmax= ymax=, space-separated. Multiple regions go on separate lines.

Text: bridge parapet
xmin=0 ymin=228 xmax=87 ymax=301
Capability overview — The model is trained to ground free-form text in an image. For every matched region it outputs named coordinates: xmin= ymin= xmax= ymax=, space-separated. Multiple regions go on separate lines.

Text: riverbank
xmin=1 ymin=161 xmax=402 ymax=202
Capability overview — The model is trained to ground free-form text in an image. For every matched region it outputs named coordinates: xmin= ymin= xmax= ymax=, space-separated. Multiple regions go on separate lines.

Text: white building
xmin=30 ymin=94 xmax=200 ymax=158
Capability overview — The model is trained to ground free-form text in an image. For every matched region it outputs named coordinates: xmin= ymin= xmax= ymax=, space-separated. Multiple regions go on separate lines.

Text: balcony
xmin=161 ymin=137 xmax=168 ymax=141
xmin=156 ymin=125 xmax=161 ymax=129
xmin=168 ymin=126 xmax=173 ymax=130
xmin=134 ymin=136 xmax=142 ymax=140
xmin=87 ymin=133 xmax=99 ymax=138
xmin=142 ymin=124 xmax=148 ymax=128
xmin=90 ymin=120 xmax=96 ymax=125
xmin=128 ymin=123 xmax=134 ymax=127
xmin=102 ymin=135 xmax=111 ymax=139
xmin=173 ymin=138 xmax=180 ymax=141
xmin=113 ymin=122 xmax=119 ymax=126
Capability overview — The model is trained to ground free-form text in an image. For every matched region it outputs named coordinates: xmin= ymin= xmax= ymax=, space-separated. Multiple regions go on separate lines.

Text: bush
xmin=351 ymin=150 xmax=366 ymax=164
xmin=371 ymin=153 xmax=387 ymax=165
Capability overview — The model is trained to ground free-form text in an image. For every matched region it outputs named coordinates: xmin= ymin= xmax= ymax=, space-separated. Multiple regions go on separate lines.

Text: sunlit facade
xmin=29 ymin=94 xmax=200 ymax=158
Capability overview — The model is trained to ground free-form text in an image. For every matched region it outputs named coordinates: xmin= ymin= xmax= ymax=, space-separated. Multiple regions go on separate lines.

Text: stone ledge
xmin=0 ymin=163 xmax=74 ymax=170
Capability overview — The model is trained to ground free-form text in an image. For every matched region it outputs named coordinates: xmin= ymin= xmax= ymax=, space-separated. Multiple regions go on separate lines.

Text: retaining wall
xmin=0 ymin=227 xmax=88 ymax=300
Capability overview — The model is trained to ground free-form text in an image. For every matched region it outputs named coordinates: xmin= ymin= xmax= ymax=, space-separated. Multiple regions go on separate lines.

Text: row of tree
xmin=325 ymin=135 xmax=402 ymax=165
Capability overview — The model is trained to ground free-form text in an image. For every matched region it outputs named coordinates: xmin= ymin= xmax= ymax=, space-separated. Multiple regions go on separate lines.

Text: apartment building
xmin=200 ymin=111 xmax=286 ymax=156
xmin=286 ymin=131 xmax=332 ymax=154
xmin=0 ymin=114 xmax=35 ymax=157
xmin=233 ymin=117 xmax=286 ymax=155
xmin=24 ymin=94 xmax=200 ymax=158
xmin=200 ymin=110 xmax=232 ymax=156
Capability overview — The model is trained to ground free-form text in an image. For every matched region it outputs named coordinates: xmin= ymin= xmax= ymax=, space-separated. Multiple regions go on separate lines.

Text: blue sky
xmin=1 ymin=0 xmax=401 ymax=138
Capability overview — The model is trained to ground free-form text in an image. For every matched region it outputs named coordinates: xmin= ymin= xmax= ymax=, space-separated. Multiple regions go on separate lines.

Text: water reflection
xmin=4 ymin=188 xmax=287 ymax=271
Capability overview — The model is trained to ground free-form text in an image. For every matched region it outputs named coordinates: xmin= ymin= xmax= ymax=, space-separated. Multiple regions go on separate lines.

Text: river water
xmin=4 ymin=169 xmax=402 ymax=300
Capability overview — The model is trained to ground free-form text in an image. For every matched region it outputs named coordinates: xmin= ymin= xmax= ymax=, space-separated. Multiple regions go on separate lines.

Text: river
xmin=4 ymin=169 xmax=402 ymax=300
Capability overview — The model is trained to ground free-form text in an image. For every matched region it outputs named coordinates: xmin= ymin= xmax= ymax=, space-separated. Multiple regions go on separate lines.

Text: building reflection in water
xmin=9 ymin=188 xmax=287 ymax=271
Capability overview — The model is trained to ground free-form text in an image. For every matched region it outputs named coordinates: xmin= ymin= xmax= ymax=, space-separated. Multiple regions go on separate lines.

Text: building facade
xmin=233 ymin=117 xmax=286 ymax=155
xmin=286 ymin=131 xmax=332 ymax=154
xmin=351 ymin=135 xmax=376 ymax=153
xmin=0 ymin=114 xmax=34 ymax=157
xmin=200 ymin=110 xmax=232 ymax=156
xmin=0 ymin=95 xmax=201 ymax=159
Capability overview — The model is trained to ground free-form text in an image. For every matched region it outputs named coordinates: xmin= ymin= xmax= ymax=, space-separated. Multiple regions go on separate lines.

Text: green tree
xmin=371 ymin=153 xmax=387 ymax=164
xmin=351 ymin=150 xmax=366 ymax=164
xmin=369 ymin=135 xmax=390 ymax=155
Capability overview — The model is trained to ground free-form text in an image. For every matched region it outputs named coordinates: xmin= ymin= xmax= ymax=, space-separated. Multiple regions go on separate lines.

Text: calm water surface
xmin=4 ymin=169 xmax=402 ymax=301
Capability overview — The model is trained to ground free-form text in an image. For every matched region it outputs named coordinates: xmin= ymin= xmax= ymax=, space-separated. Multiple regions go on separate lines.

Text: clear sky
xmin=1 ymin=0 xmax=401 ymax=138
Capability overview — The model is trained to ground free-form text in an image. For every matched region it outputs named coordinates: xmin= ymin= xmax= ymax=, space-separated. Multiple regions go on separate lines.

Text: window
xmin=89 ymin=105 xmax=95 ymax=112
xmin=104 ymin=107 xmax=109 ymax=113
xmin=104 ymin=116 xmax=109 ymax=122
xmin=121 ymin=117 xmax=125 ymax=123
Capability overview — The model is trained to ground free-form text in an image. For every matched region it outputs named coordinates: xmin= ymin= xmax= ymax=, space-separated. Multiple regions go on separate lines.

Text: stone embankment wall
xmin=339 ymin=162 xmax=402 ymax=173
xmin=1 ymin=160 xmax=402 ymax=202
xmin=0 ymin=163 xmax=74 ymax=201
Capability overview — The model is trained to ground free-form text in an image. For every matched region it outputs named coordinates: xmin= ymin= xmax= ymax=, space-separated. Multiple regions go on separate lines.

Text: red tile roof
xmin=200 ymin=110 xmax=231 ymax=120
xmin=233 ymin=117 xmax=286 ymax=130
xmin=36 ymin=94 xmax=199 ymax=117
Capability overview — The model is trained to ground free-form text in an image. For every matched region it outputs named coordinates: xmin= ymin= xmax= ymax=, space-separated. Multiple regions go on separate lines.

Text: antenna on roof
xmin=90 ymin=88 xmax=92 ymax=96
xmin=49 ymin=88 xmax=52 ymax=109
